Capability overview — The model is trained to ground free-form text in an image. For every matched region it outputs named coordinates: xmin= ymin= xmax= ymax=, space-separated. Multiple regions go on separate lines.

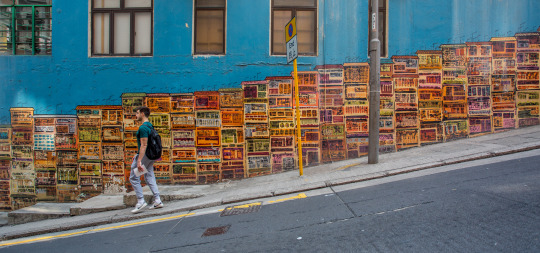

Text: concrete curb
xmin=8 ymin=213 xmax=70 ymax=226
xmin=1 ymin=143 xmax=539 ymax=241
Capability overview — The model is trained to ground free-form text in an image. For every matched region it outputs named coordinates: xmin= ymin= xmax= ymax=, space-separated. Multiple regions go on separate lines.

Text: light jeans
xmin=130 ymin=154 xmax=160 ymax=202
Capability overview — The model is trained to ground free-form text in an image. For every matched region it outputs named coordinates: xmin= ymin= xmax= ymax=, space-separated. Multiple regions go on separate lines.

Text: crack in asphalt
xmin=330 ymin=186 xmax=358 ymax=217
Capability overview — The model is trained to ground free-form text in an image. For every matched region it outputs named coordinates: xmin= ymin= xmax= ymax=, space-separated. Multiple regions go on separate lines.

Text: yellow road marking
xmin=230 ymin=202 xmax=261 ymax=209
xmin=335 ymin=162 xmax=363 ymax=171
xmin=220 ymin=202 xmax=262 ymax=212
xmin=0 ymin=213 xmax=195 ymax=247
xmin=268 ymin=193 xmax=307 ymax=203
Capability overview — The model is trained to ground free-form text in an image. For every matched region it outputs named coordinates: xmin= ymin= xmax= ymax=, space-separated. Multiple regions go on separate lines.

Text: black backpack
xmin=144 ymin=123 xmax=162 ymax=160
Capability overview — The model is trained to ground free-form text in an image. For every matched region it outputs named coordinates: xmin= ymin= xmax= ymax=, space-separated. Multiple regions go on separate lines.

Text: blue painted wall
xmin=1 ymin=0 xmax=539 ymax=123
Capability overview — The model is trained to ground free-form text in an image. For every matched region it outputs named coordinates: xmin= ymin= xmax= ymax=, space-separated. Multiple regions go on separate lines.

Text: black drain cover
xmin=220 ymin=203 xmax=262 ymax=217
xmin=202 ymin=225 xmax=231 ymax=237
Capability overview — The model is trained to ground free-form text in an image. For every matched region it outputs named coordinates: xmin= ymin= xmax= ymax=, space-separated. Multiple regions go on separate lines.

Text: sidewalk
xmin=1 ymin=125 xmax=539 ymax=241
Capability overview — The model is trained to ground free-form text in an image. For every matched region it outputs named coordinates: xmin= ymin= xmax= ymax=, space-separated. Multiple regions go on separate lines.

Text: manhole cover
xmin=220 ymin=202 xmax=262 ymax=217
xmin=202 ymin=225 xmax=231 ymax=237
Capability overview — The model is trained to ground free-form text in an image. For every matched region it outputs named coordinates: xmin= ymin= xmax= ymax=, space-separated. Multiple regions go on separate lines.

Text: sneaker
xmin=131 ymin=202 xmax=147 ymax=214
xmin=148 ymin=201 xmax=164 ymax=210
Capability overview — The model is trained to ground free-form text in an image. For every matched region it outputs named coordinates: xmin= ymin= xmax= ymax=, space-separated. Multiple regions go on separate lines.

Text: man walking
xmin=130 ymin=106 xmax=164 ymax=213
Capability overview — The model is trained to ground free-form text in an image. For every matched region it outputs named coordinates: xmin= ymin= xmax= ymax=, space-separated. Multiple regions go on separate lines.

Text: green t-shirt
xmin=136 ymin=122 xmax=153 ymax=154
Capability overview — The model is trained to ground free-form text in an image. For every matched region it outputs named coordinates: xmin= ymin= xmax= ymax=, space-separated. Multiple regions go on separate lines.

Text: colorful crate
xmin=153 ymin=163 xmax=172 ymax=184
xmin=145 ymin=93 xmax=171 ymax=113
xmin=293 ymin=71 xmax=319 ymax=108
xmin=441 ymin=44 xmax=468 ymax=120
xmin=10 ymin=108 xmax=36 ymax=206
xmin=0 ymin=125 xmax=11 ymax=210
xmin=515 ymin=33 xmax=540 ymax=90
xmin=417 ymin=50 xmax=443 ymax=144
xmin=221 ymin=146 xmax=245 ymax=179
xmin=379 ymin=60 xmax=396 ymax=152
xmin=101 ymin=106 xmax=123 ymax=126
xmin=320 ymin=124 xmax=347 ymax=163
xmin=316 ymin=65 xmax=345 ymax=125
xmin=55 ymin=116 xmax=78 ymax=150
xmin=196 ymin=146 xmax=221 ymax=183
xmin=121 ymin=93 xmax=146 ymax=115
xmin=194 ymin=91 xmax=220 ymax=111
xmin=396 ymin=128 xmax=420 ymax=150
xmin=245 ymin=138 xmax=271 ymax=177
xmin=149 ymin=113 xmax=171 ymax=148
xmin=516 ymin=90 xmax=540 ymax=127
xmin=171 ymin=93 xmax=195 ymax=113
xmin=219 ymin=88 xmax=243 ymax=109
xmin=443 ymin=119 xmax=469 ymax=141
xmin=10 ymin=108 xmax=34 ymax=127
xmin=466 ymin=42 xmax=493 ymax=136
xmin=172 ymin=163 xmax=197 ymax=184
xmin=0 ymin=179 xmax=11 ymax=210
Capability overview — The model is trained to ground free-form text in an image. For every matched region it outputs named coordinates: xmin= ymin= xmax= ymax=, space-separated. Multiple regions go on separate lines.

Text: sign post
xmin=368 ymin=0 xmax=381 ymax=164
xmin=285 ymin=17 xmax=303 ymax=176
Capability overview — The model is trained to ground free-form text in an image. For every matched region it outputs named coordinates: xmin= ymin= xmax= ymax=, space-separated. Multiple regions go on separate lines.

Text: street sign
xmin=286 ymin=36 xmax=298 ymax=64
xmin=285 ymin=17 xmax=296 ymax=41
xmin=285 ymin=16 xmax=303 ymax=175
xmin=285 ymin=17 xmax=298 ymax=64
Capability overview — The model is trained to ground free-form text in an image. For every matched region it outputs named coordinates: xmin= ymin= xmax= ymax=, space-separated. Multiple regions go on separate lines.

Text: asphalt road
xmin=2 ymin=152 xmax=540 ymax=252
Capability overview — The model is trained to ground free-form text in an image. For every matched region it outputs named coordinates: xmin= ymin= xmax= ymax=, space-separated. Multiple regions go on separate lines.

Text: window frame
xmin=193 ymin=0 xmax=226 ymax=55
xmin=271 ymin=0 xmax=317 ymax=56
xmin=90 ymin=0 xmax=153 ymax=57
xmin=368 ymin=0 xmax=388 ymax=58
xmin=0 ymin=0 xmax=52 ymax=56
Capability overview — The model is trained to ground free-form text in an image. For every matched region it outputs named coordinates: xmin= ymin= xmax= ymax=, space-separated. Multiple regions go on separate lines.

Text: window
xmin=271 ymin=0 xmax=317 ymax=56
xmin=0 ymin=0 xmax=52 ymax=55
xmin=194 ymin=0 xmax=225 ymax=55
xmin=91 ymin=0 xmax=153 ymax=56
xmin=368 ymin=0 xmax=387 ymax=58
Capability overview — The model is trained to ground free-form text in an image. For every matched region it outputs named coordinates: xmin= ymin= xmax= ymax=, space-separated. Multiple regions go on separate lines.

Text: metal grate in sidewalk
xmin=220 ymin=202 xmax=262 ymax=217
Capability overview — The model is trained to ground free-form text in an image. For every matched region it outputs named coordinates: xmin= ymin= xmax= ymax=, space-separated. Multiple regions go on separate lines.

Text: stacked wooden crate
xmin=219 ymin=88 xmax=245 ymax=180
xmin=170 ymin=93 xmax=197 ymax=184
xmin=392 ymin=56 xmax=420 ymax=150
xmin=379 ymin=60 xmax=396 ymax=153
xmin=10 ymin=108 xmax=36 ymax=209
xmin=242 ymin=81 xmax=271 ymax=177
xmin=343 ymin=63 xmax=370 ymax=158
xmin=33 ymin=115 xmax=57 ymax=201
xmin=515 ymin=32 xmax=540 ymax=127
xmin=0 ymin=125 xmax=12 ymax=210
xmin=490 ymin=38 xmax=517 ymax=132
xmin=417 ymin=50 xmax=444 ymax=145
xmin=194 ymin=91 xmax=221 ymax=183
xmin=101 ymin=106 xmax=125 ymax=193
xmin=466 ymin=42 xmax=493 ymax=137
xmin=121 ymin=93 xmax=145 ymax=190
xmin=266 ymin=76 xmax=297 ymax=173
xmin=146 ymin=94 xmax=173 ymax=184
xmin=316 ymin=65 xmax=347 ymax=163
xmin=441 ymin=44 xmax=469 ymax=141
xmin=293 ymin=71 xmax=321 ymax=166
xmin=76 ymin=106 xmax=103 ymax=200
xmin=55 ymin=115 xmax=79 ymax=202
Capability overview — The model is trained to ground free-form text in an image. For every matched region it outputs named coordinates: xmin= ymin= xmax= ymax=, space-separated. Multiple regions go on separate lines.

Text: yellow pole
xmin=293 ymin=58 xmax=304 ymax=176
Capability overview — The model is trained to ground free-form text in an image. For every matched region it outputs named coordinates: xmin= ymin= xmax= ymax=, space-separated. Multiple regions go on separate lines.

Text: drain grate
xmin=202 ymin=225 xmax=231 ymax=237
xmin=220 ymin=202 xmax=262 ymax=217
